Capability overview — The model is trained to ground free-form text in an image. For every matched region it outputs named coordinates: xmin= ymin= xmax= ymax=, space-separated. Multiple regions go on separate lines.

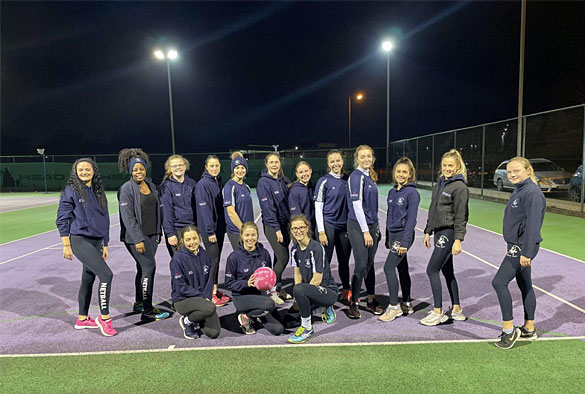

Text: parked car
xmin=465 ymin=162 xmax=490 ymax=187
xmin=493 ymin=158 xmax=573 ymax=192
xmin=568 ymin=165 xmax=583 ymax=202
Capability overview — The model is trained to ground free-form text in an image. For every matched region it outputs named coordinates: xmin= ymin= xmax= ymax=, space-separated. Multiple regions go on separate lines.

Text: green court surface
xmin=2 ymin=340 xmax=584 ymax=393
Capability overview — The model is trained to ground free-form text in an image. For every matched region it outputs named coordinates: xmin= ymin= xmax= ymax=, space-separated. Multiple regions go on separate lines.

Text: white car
xmin=493 ymin=158 xmax=573 ymax=192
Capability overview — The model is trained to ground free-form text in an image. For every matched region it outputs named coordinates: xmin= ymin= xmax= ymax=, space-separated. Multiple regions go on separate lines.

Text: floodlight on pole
xmin=37 ymin=148 xmax=48 ymax=194
xmin=381 ymin=40 xmax=393 ymax=181
xmin=154 ymin=48 xmax=179 ymax=154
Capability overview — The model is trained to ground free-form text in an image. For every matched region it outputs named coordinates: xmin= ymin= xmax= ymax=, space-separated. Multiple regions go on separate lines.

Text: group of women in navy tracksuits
xmin=57 ymin=146 xmax=544 ymax=349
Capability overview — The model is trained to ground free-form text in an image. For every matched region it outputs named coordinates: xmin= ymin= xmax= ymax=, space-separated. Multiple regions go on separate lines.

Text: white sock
xmin=183 ymin=316 xmax=192 ymax=326
xmin=301 ymin=317 xmax=312 ymax=329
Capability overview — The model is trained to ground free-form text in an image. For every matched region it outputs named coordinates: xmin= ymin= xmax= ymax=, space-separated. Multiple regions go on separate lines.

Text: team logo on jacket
xmin=244 ymin=268 xmax=249 ymax=273
xmin=511 ymin=198 xmax=519 ymax=208
xmin=332 ymin=186 xmax=336 ymax=190
xmin=391 ymin=241 xmax=400 ymax=254
xmin=175 ymin=193 xmax=181 ymax=196
xmin=318 ymin=286 xmax=326 ymax=294
xmin=199 ymin=201 xmax=207 ymax=206
xmin=274 ymin=190 xmax=280 ymax=194
xmin=203 ymin=265 xmax=209 ymax=274
xmin=120 ymin=200 xmax=128 ymax=206
xmin=304 ymin=260 xmax=312 ymax=269
xmin=241 ymin=194 xmax=245 ymax=197
xmin=441 ymin=191 xmax=451 ymax=198
xmin=188 ymin=271 xmax=193 ymax=275
xmin=261 ymin=261 xmax=267 ymax=267
xmin=397 ymin=197 xmax=405 ymax=206
xmin=78 ymin=198 xmax=85 ymax=203
xmin=436 ymin=235 xmax=449 ymax=248
xmin=507 ymin=245 xmax=522 ymax=258
xmin=174 ymin=273 xmax=182 ymax=279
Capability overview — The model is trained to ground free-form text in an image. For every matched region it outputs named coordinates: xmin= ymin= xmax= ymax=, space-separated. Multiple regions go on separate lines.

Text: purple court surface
xmin=1 ymin=193 xmax=584 ymax=355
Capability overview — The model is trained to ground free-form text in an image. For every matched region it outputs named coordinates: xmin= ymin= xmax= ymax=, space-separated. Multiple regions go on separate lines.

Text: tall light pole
xmin=37 ymin=148 xmax=48 ymax=194
xmin=516 ymin=0 xmax=526 ymax=157
xmin=154 ymin=48 xmax=178 ymax=154
xmin=348 ymin=92 xmax=365 ymax=148
xmin=382 ymin=40 xmax=393 ymax=182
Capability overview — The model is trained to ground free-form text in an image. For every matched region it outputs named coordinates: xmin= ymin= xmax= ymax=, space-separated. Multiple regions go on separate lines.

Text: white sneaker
xmin=449 ymin=308 xmax=467 ymax=321
xmin=420 ymin=310 xmax=448 ymax=326
xmin=269 ymin=291 xmax=284 ymax=305
xmin=379 ymin=305 xmax=403 ymax=322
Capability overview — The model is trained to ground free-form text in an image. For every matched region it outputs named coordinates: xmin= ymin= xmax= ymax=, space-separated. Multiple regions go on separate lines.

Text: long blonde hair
xmin=354 ymin=145 xmax=378 ymax=183
xmin=163 ymin=155 xmax=190 ymax=182
xmin=440 ymin=149 xmax=467 ymax=181
xmin=508 ymin=157 xmax=537 ymax=183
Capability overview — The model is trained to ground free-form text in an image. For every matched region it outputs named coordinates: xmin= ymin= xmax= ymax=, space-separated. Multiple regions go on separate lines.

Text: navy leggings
xmin=263 ymin=225 xmax=290 ymax=284
xmin=384 ymin=231 xmax=413 ymax=306
xmin=227 ymin=231 xmax=240 ymax=252
xmin=233 ymin=295 xmax=284 ymax=335
xmin=70 ymin=235 xmax=113 ymax=316
xmin=202 ymin=230 xmax=225 ymax=285
xmin=323 ymin=223 xmax=352 ymax=290
xmin=293 ymin=283 xmax=338 ymax=319
xmin=174 ymin=297 xmax=221 ymax=339
xmin=125 ymin=234 xmax=158 ymax=312
xmin=492 ymin=244 xmax=538 ymax=321
xmin=426 ymin=228 xmax=460 ymax=309
xmin=347 ymin=220 xmax=380 ymax=302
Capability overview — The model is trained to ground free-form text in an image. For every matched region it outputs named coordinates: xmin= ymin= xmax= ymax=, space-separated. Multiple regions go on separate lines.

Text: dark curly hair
xmin=62 ymin=158 xmax=108 ymax=209
xmin=117 ymin=148 xmax=150 ymax=173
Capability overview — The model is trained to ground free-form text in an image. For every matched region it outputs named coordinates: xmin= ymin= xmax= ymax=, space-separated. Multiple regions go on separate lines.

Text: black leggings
xmin=263 ymin=225 xmax=290 ymax=284
xmin=492 ymin=244 xmax=538 ymax=322
xmin=202 ymin=231 xmax=225 ymax=285
xmin=426 ymin=228 xmax=460 ymax=309
xmin=70 ymin=235 xmax=113 ymax=316
xmin=384 ymin=231 xmax=413 ymax=306
xmin=293 ymin=283 xmax=338 ymax=318
xmin=125 ymin=235 xmax=158 ymax=312
xmin=233 ymin=295 xmax=284 ymax=336
xmin=164 ymin=236 xmax=179 ymax=258
xmin=174 ymin=297 xmax=221 ymax=339
xmin=227 ymin=231 xmax=240 ymax=252
xmin=323 ymin=223 xmax=352 ymax=289
xmin=347 ymin=220 xmax=380 ymax=302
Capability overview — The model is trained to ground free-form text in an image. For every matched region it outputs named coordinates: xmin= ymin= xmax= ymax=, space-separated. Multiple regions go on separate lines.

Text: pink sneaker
xmin=212 ymin=294 xmax=228 ymax=307
xmin=216 ymin=290 xmax=231 ymax=303
xmin=96 ymin=316 xmax=117 ymax=337
xmin=74 ymin=316 xmax=99 ymax=330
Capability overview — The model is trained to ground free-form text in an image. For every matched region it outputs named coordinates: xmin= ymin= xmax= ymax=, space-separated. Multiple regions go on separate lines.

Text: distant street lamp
xmin=348 ymin=92 xmax=365 ymax=148
xmin=37 ymin=148 xmax=48 ymax=194
xmin=382 ymin=40 xmax=393 ymax=181
xmin=154 ymin=48 xmax=179 ymax=154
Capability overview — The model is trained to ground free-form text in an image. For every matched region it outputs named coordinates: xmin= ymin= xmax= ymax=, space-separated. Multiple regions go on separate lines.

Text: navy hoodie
xmin=118 ymin=178 xmax=162 ymax=244
xmin=170 ymin=245 xmax=214 ymax=303
xmin=56 ymin=185 xmax=110 ymax=245
xmin=289 ymin=181 xmax=314 ymax=225
xmin=159 ymin=175 xmax=197 ymax=237
xmin=424 ymin=174 xmax=469 ymax=241
xmin=224 ymin=243 xmax=273 ymax=296
xmin=195 ymin=172 xmax=226 ymax=237
xmin=256 ymin=170 xmax=291 ymax=232
xmin=386 ymin=182 xmax=420 ymax=246
xmin=503 ymin=178 xmax=546 ymax=259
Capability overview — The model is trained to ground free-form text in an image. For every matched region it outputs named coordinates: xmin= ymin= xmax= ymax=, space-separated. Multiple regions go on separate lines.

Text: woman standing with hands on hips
xmin=346 ymin=145 xmax=383 ymax=319
xmin=379 ymin=157 xmax=420 ymax=322
xmin=223 ymin=152 xmax=254 ymax=251
xmin=56 ymin=158 xmax=116 ymax=336
xmin=313 ymin=150 xmax=353 ymax=303
xmin=256 ymin=152 xmax=292 ymax=303
xmin=195 ymin=155 xmax=229 ymax=307
xmin=491 ymin=157 xmax=545 ymax=349
xmin=118 ymin=148 xmax=170 ymax=322
xmin=159 ymin=154 xmax=197 ymax=257
xmin=420 ymin=149 xmax=469 ymax=327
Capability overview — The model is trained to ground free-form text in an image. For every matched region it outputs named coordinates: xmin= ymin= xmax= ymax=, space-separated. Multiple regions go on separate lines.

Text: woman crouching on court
xmin=118 ymin=148 xmax=170 ymax=322
xmin=379 ymin=157 xmax=420 ymax=322
xmin=287 ymin=215 xmax=338 ymax=344
xmin=170 ymin=225 xmax=221 ymax=340
xmin=491 ymin=157 xmax=545 ymax=349
xmin=224 ymin=222 xmax=284 ymax=336
xmin=159 ymin=154 xmax=197 ymax=257
xmin=56 ymin=158 xmax=116 ymax=336
xmin=347 ymin=145 xmax=383 ymax=319
xmin=421 ymin=149 xmax=469 ymax=326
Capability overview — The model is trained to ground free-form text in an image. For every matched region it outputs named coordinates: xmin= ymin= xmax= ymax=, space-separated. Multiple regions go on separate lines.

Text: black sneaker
xmin=519 ymin=326 xmax=538 ymax=339
xmin=366 ymin=299 xmax=384 ymax=315
xmin=141 ymin=308 xmax=170 ymax=322
xmin=494 ymin=327 xmax=521 ymax=349
xmin=132 ymin=302 xmax=144 ymax=313
xmin=348 ymin=302 xmax=361 ymax=319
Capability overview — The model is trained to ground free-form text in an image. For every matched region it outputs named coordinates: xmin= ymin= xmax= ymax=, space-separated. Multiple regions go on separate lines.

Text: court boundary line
xmin=2 ymin=335 xmax=584 ymax=358
xmin=0 ymin=200 xmax=61 ymax=213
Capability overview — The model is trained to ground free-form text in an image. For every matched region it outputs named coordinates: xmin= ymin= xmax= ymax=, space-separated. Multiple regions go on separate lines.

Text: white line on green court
xmin=0 ymin=200 xmax=60 ymax=212
xmin=2 ymin=335 xmax=584 ymax=358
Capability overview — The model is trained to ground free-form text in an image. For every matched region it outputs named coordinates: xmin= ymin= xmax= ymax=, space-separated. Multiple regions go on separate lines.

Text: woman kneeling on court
xmin=170 ymin=225 xmax=221 ymax=340
xmin=287 ymin=214 xmax=338 ymax=344
xmin=492 ymin=157 xmax=545 ymax=349
xmin=224 ymin=222 xmax=284 ymax=336
xmin=56 ymin=158 xmax=116 ymax=336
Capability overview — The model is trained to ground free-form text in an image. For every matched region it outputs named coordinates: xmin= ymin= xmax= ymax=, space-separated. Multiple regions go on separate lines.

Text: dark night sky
xmin=2 ymin=1 xmax=584 ymax=155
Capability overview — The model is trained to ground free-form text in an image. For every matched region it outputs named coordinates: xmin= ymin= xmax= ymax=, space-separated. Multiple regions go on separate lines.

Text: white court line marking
xmin=0 ymin=200 xmax=60 ymax=212
xmin=254 ymin=213 xmax=262 ymax=224
xmin=0 ymin=222 xmax=120 ymax=265
xmin=2 ymin=335 xmax=584 ymax=358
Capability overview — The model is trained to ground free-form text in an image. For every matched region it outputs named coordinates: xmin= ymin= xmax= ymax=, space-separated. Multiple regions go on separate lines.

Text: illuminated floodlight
xmin=167 ymin=50 xmax=178 ymax=60
xmin=154 ymin=50 xmax=165 ymax=60
xmin=356 ymin=93 xmax=364 ymax=101
xmin=382 ymin=40 xmax=393 ymax=52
